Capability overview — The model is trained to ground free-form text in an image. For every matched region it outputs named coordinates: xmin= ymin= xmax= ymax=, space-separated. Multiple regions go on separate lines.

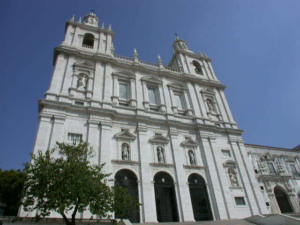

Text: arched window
xmin=121 ymin=143 xmax=130 ymax=160
xmin=192 ymin=60 xmax=203 ymax=74
xmin=188 ymin=150 xmax=196 ymax=165
xmin=82 ymin=33 xmax=94 ymax=48
xmin=157 ymin=146 xmax=165 ymax=163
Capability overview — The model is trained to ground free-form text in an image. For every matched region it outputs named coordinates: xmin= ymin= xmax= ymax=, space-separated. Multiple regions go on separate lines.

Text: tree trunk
xmin=61 ymin=212 xmax=71 ymax=225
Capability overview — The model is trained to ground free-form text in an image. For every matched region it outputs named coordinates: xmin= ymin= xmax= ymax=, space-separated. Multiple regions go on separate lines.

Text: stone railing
xmin=163 ymin=65 xmax=180 ymax=72
xmin=82 ymin=44 xmax=94 ymax=49
xmin=114 ymin=54 xmax=134 ymax=62
xmin=139 ymin=59 xmax=159 ymax=68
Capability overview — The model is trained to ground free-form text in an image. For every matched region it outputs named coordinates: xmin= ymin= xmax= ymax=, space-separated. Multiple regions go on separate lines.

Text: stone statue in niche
xmin=207 ymin=99 xmax=215 ymax=113
xmin=228 ymin=168 xmax=239 ymax=187
xmin=157 ymin=146 xmax=165 ymax=163
xmin=77 ymin=74 xmax=88 ymax=89
xmin=189 ymin=150 xmax=195 ymax=165
xmin=276 ymin=160 xmax=285 ymax=174
xmin=121 ymin=143 xmax=130 ymax=160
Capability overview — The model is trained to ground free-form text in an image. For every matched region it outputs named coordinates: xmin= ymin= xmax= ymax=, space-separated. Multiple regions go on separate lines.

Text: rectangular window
xmin=235 ymin=197 xmax=246 ymax=206
xmin=119 ymin=82 xmax=130 ymax=100
xmin=290 ymin=164 xmax=298 ymax=176
xmin=148 ymin=86 xmax=158 ymax=105
xmin=221 ymin=150 xmax=231 ymax=157
xmin=174 ymin=93 xmax=185 ymax=110
xmin=68 ymin=133 xmax=82 ymax=143
xmin=267 ymin=162 xmax=277 ymax=175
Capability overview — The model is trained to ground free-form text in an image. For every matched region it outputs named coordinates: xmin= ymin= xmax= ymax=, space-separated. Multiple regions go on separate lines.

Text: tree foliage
xmin=23 ymin=142 xmax=113 ymax=225
xmin=113 ymin=185 xmax=140 ymax=221
xmin=0 ymin=168 xmax=26 ymax=216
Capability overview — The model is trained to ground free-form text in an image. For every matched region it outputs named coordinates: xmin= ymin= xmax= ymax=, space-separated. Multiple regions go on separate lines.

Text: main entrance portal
xmin=274 ymin=186 xmax=293 ymax=213
xmin=154 ymin=172 xmax=179 ymax=222
xmin=188 ymin=174 xmax=213 ymax=221
xmin=115 ymin=169 xmax=140 ymax=223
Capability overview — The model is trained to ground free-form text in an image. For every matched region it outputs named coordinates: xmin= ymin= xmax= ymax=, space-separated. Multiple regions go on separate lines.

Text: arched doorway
xmin=274 ymin=186 xmax=293 ymax=213
xmin=154 ymin=172 xmax=179 ymax=222
xmin=115 ymin=169 xmax=140 ymax=222
xmin=188 ymin=174 xmax=213 ymax=221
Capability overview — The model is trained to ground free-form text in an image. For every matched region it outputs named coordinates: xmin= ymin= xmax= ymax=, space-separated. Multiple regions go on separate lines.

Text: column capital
xmin=228 ymin=135 xmax=244 ymax=143
xmin=100 ymin=119 xmax=112 ymax=128
xmin=199 ymin=130 xmax=216 ymax=140
xmin=137 ymin=123 xmax=148 ymax=132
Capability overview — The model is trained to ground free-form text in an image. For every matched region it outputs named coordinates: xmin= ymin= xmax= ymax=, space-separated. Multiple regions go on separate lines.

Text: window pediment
xmin=180 ymin=138 xmax=198 ymax=147
xmin=168 ymin=82 xmax=187 ymax=91
xmin=223 ymin=160 xmax=237 ymax=168
xmin=201 ymin=87 xmax=215 ymax=94
xmin=73 ymin=61 xmax=95 ymax=70
xmin=112 ymin=70 xmax=135 ymax=79
xmin=141 ymin=76 xmax=162 ymax=85
xmin=149 ymin=135 xmax=169 ymax=144
xmin=114 ymin=130 xmax=136 ymax=140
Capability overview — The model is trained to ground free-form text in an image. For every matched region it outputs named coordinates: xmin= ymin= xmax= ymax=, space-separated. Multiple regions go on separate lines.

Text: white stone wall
xmin=20 ymin=13 xmax=274 ymax=222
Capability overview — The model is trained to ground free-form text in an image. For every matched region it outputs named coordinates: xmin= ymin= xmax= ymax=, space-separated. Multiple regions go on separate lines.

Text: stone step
xmin=134 ymin=219 xmax=255 ymax=225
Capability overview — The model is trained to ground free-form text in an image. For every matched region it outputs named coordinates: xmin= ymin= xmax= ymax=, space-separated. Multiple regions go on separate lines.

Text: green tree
xmin=113 ymin=185 xmax=140 ymax=221
xmin=22 ymin=142 xmax=113 ymax=225
xmin=0 ymin=168 xmax=26 ymax=216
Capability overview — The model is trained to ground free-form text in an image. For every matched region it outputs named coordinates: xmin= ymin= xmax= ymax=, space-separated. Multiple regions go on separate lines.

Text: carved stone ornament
xmin=77 ymin=74 xmax=88 ymax=89
xmin=149 ymin=134 xmax=169 ymax=144
xmin=188 ymin=150 xmax=196 ymax=165
xmin=276 ymin=160 xmax=286 ymax=175
xmin=257 ymin=159 xmax=267 ymax=174
xmin=114 ymin=130 xmax=136 ymax=141
xmin=228 ymin=168 xmax=239 ymax=187
xmin=157 ymin=146 xmax=165 ymax=163
xmin=180 ymin=138 xmax=198 ymax=148
xmin=121 ymin=143 xmax=130 ymax=161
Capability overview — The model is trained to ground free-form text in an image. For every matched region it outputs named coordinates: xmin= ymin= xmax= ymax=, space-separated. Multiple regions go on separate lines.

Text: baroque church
xmin=19 ymin=12 xmax=300 ymax=223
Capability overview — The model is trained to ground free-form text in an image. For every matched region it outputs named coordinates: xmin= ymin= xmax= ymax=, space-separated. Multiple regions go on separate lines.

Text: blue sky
xmin=1 ymin=0 xmax=299 ymax=170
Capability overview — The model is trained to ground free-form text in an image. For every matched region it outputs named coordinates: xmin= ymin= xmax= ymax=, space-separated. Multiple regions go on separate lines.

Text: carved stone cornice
xmin=183 ymin=165 xmax=205 ymax=169
xmin=149 ymin=163 xmax=175 ymax=168
xmin=111 ymin=160 xmax=140 ymax=165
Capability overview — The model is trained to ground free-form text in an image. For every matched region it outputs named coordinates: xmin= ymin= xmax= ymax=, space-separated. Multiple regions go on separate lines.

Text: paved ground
xmin=136 ymin=220 xmax=255 ymax=225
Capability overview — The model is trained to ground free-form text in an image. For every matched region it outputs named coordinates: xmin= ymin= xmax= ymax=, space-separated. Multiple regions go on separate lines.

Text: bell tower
xmin=169 ymin=36 xmax=219 ymax=82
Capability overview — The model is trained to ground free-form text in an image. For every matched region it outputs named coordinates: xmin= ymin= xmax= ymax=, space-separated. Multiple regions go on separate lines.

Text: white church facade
xmin=20 ymin=12 xmax=300 ymax=222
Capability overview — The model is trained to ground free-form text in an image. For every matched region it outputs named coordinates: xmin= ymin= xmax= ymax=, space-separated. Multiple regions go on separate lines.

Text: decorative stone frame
xmin=201 ymin=88 xmax=222 ymax=121
xmin=180 ymin=138 xmax=199 ymax=166
xmin=111 ymin=71 xmax=136 ymax=107
xmin=114 ymin=129 xmax=136 ymax=161
xmin=69 ymin=61 xmax=95 ymax=99
xmin=223 ymin=160 xmax=242 ymax=189
xmin=149 ymin=133 xmax=169 ymax=164
xmin=168 ymin=83 xmax=193 ymax=116
xmin=141 ymin=76 xmax=166 ymax=112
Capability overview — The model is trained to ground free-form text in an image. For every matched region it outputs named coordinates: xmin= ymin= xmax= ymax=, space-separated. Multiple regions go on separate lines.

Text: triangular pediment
xmin=114 ymin=130 xmax=136 ymax=140
xmin=223 ymin=160 xmax=237 ymax=168
xmin=141 ymin=76 xmax=162 ymax=84
xmin=201 ymin=87 xmax=215 ymax=94
xmin=113 ymin=70 xmax=135 ymax=78
xmin=73 ymin=61 xmax=95 ymax=69
xmin=149 ymin=135 xmax=169 ymax=144
xmin=180 ymin=138 xmax=198 ymax=147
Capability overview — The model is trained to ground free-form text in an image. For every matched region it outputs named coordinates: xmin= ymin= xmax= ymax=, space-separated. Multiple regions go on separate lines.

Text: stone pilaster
xmin=168 ymin=127 xmax=194 ymax=222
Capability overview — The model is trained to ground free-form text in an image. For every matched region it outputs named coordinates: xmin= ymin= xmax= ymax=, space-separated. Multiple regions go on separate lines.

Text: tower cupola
xmin=172 ymin=36 xmax=190 ymax=52
xmin=83 ymin=11 xmax=99 ymax=27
